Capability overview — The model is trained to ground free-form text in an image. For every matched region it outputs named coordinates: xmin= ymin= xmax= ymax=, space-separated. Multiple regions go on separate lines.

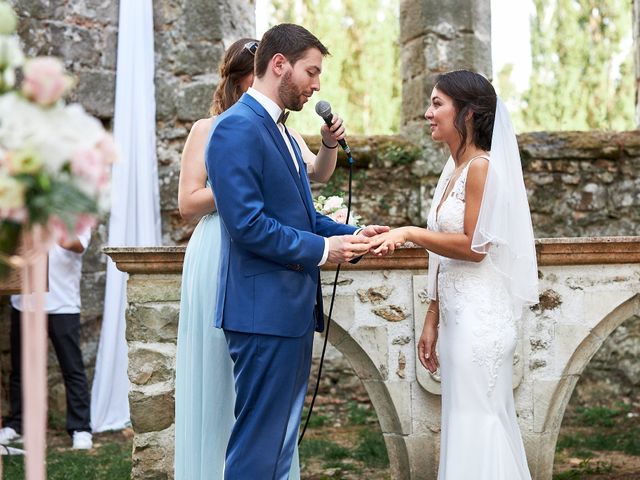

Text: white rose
xmin=0 ymin=173 xmax=24 ymax=209
xmin=0 ymin=94 xmax=105 ymax=173
xmin=0 ymin=35 xmax=24 ymax=69
xmin=323 ymin=195 xmax=344 ymax=213
xmin=0 ymin=2 xmax=18 ymax=35
xmin=0 ymin=93 xmax=68 ymax=170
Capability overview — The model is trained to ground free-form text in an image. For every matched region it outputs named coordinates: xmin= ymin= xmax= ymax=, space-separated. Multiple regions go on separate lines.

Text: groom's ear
xmin=271 ymin=53 xmax=288 ymax=77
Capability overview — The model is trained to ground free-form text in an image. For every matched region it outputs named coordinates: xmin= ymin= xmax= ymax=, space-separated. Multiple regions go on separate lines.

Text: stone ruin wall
xmin=1 ymin=0 xmax=638 ymax=423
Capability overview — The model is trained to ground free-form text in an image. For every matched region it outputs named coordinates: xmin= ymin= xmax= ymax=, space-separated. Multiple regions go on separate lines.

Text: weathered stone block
xmin=80 ymin=270 xmax=105 ymax=319
xmin=9 ymin=0 xmax=58 ymax=20
xmin=129 ymin=386 xmax=175 ymax=434
xmin=176 ymin=77 xmax=219 ymax=121
xmin=411 ymin=380 xmax=442 ymax=435
xmin=174 ymin=40 xmax=224 ymax=76
xmin=48 ymin=23 xmax=102 ymax=67
xmin=128 ymin=274 xmax=182 ymax=303
xmin=132 ymin=425 xmax=175 ymax=480
xmin=153 ymin=0 xmax=182 ymax=27
xmin=399 ymin=0 xmax=427 ymax=43
xmin=183 ymin=0 xmax=222 ymax=41
xmin=532 ymin=376 xmax=578 ymax=434
xmin=126 ymin=302 xmax=179 ymax=343
xmin=403 ymin=433 xmax=439 ymax=479
xmin=363 ymin=380 xmax=412 ymax=434
xmin=158 ymin=163 xmax=180 ymax=212
xmin=128 ymin=342 xmax=176 ymax=386
xmin=155 ymin=74 xmax=179 ymax=120
xmin=382 ymin=433 xmax=411 ymax=480
xmin=102 ymin=27 xmax=117 ymax=69
xmin=69 ymin=0 xmax=119 ymax=24
xmin=72 ymin=70 xmax=116 ymax=118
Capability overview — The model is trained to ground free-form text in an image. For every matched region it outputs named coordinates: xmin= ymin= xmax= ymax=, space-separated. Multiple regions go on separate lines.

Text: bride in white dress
xmin=370 ymin=70 xmax=539 ymax=479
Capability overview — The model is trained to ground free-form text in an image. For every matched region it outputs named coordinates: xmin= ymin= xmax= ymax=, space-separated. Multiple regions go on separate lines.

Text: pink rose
xmin=330 ymin=207 xmax=348 ymax=224
xmin=0 ymin=207 xmax=27 ymax=223
xmin=22 ymin=57 xmax=74 ymax=106
xmin=71 ymin=147 xmax=109 ymax=193
xmin=97 ymin=134 xmax=118 ymax=164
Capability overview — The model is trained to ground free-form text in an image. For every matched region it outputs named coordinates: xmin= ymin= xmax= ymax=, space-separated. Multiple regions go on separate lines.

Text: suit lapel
xmin=239 ymin=94 xmax=315 ymax=225
xmin=239 ymin=95 xmax=302 ymax=183
xmin=286 ymin=128 xmax=316 ymax=227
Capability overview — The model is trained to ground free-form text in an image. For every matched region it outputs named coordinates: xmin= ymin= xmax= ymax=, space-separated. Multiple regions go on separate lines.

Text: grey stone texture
xmin=399 ymin=0 xmax=492 ymax=157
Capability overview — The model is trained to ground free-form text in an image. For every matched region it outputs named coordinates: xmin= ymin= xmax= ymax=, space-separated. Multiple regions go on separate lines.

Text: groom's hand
xmin=327 ymin=234 xmax=371 ymax=264
xmin=358 ymin=225 xmax=390 ymax=238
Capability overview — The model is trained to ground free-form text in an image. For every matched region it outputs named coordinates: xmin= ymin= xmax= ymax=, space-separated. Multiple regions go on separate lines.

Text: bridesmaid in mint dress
xmin=175 ymin=38 xmax=348 ymax=479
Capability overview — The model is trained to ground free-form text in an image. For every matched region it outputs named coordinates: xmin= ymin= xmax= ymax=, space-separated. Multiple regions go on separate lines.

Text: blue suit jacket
xmin=206 ymin=93 xmax=357 ymax=338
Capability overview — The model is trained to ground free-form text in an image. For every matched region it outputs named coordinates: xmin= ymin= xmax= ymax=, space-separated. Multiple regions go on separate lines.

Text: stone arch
xmin=529 ymin=293 xmax=640 ymax=479
xmin=321 ymin=294 xmax=412 ymax=477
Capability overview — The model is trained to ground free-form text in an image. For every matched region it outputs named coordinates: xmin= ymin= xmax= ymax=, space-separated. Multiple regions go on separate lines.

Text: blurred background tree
xmin=265 ymin=0 xmax=400 ymax=135
xmin=518 ymin=0 xmax=634 ymax=131
xmin=259 ymin=0 xmax=634 ymax=134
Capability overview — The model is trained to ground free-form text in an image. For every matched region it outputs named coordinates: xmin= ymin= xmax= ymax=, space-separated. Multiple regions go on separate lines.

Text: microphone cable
xmin=299 ymin=151 xmax=354 ymax=445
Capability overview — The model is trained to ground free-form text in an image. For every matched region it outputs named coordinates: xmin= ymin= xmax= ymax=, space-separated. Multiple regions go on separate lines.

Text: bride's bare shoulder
xmin=190 ymin=117 xmax=216 ymax=135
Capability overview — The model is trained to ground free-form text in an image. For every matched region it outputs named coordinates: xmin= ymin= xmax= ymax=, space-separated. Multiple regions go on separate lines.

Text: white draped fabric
xmin=90 ymin=0 xmax=161 ymax=432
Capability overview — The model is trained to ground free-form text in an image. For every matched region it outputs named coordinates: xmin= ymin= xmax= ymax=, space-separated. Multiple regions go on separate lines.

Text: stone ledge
xmin=105 ymin=236 xmax=640 ymax=274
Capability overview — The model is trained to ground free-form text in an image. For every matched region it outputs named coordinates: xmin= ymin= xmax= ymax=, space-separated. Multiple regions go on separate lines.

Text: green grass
xmin=557 ymin=403 xmax=640 ymax=456
xmin=353 ymin=429 xmax=389 ymax=468
xmin=299 ymin=438 xmax=351 ymax=463
xmin=302 ymin=407 xmax=330 ymax=429
xmin=552 ymin=456 xmax=613 ymax=479
xmin=573 ymin=403 xmax=631 ymax=428
xmin=346 ymin=401 xmax=375 ymax=426
xmin=556 ymin=427 xmax=640 ymax=456
xmin=2 ymin=440 xmax=131 ymax=480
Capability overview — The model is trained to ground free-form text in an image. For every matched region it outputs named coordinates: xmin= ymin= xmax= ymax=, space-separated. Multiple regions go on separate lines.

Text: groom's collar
xmin=246 ymin=87 xmax=282 ymax=125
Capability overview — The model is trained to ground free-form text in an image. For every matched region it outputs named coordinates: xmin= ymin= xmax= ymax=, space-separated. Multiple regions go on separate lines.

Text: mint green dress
xmin=175 ymin=196 xmax=301 ymax=479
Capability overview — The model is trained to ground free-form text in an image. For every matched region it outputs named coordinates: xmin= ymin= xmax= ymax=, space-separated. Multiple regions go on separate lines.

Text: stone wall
xmin=107 ymin=243 xmax=640 ymax=479
xmin=303 ymin=130 xmax=640 ymax=238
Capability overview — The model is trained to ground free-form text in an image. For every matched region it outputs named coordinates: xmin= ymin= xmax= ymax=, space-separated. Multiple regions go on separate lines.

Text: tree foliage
xmin=520 ymin=0 xmax=634 ymax=131
xmin=265 ymin=0 xmax=400 ymax=135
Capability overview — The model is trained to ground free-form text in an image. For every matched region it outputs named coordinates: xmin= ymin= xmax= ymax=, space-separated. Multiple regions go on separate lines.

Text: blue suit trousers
xmin=223 ymin=323 xmax=314 ymax=479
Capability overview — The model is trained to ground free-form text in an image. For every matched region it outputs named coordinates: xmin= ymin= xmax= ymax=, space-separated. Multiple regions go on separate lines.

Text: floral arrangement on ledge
xmin=0 ymin=1 xmax=115 ymax=277
xmin=314 ymin=194 xmax=361 ymax=226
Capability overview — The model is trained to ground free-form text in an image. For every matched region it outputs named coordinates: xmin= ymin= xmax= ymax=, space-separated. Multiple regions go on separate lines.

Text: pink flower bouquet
xmin=0 ymin=2 xmax=115 ymax=277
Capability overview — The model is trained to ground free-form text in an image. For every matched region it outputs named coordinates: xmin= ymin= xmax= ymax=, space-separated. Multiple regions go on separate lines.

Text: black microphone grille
xmin=315 ymin=100 xmax=332 ymax=118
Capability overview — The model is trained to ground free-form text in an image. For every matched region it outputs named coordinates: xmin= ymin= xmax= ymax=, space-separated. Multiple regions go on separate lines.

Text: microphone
xmin=315 ymin=100 xmax=351 ymax=156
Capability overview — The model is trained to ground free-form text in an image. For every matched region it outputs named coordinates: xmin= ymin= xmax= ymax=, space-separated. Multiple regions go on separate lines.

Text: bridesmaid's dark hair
xmin=210 ymin=38 xmax=258 ymax=115
xmin=434 ymin=70 xmax=497 ymax=160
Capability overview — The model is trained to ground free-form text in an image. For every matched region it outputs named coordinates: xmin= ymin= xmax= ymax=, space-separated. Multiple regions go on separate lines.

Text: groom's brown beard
xmin=279 ymin=70 xmax=304 ymax=111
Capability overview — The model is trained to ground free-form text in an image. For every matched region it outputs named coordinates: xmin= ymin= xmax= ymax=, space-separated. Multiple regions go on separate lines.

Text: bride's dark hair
xmin=210 ymin=38 xmax=258 ymax=115
xmin=434 ymin=70 xmax=497 ymax=159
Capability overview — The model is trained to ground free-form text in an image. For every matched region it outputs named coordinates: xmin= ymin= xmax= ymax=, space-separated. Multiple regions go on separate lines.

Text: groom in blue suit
xmin=207 ymin=24 xmax=388 ymax=479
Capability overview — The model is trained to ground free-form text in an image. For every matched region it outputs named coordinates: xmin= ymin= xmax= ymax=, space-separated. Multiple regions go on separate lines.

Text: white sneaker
xmin=72 ymin=431 xmax=93 ymax=450
xmin=0 ymin=427 xmax=21 ymax=445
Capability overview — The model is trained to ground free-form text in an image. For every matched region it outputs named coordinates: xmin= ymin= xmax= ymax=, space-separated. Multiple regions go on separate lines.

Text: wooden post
xmin=20 ymin=226 xmax=49 ymax=480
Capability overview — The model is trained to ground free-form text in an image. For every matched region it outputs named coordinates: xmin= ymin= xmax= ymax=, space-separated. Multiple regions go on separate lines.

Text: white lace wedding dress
xmin=435 ymin=158 xmax=532 ymax=479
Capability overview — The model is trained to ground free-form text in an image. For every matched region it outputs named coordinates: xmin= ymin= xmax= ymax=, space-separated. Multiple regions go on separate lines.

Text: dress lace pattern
xmin=436 ymin=162 xmax=516 ymax=396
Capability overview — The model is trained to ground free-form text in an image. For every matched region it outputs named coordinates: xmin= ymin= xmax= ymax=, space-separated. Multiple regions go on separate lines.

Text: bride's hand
xmin=369 ymin=227 xmax=407 ymax=256
xmin=418 ymin=312 xmax=439 ymax=373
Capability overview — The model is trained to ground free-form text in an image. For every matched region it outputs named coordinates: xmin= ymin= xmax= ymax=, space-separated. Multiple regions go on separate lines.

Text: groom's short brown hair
xmin=255 ymin=24 xmax=329 ymax=78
